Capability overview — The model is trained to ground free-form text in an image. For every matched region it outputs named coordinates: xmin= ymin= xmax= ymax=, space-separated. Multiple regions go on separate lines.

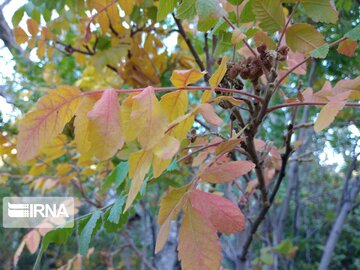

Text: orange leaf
xmin=14 ymin=26 xmax=28 ymax=44
xmin=155 ymin=185 xmax=189 ymax=253
xmin=17 ymin=86 xmax=81 ymax=162
xmin=26 ymin=18 xmax=39 ymax=36
xmin=178 ymin=204 xmax=221 ymax=270
xmin=87 ymin=89 xmax=124 ymax=160
xmin=189 ymin=190 xmax=245 ymax=234
xmin=197 ymin=103 xmax=223 ymax=126
xmin=337 ymin=39 xmax=357 ymax=57
xmin=201 ymin=160 xmax=255 ymax=183
xmin=314 ymin=91 xmax=352 ymax=132
xmin=332 ymin=76 xmax=360 ymax=100
xmin=170 ymin=69 xmax=206 ymax=88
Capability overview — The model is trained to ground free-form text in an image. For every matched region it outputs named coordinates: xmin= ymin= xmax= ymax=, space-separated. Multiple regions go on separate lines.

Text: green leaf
xmin=310 ymin=43 xmax=330 ymax=59
xmin=273 ymin=239 xmax=293 ymax=254
xmin=260 ymin=248 xmax=274 ymax=265
xmin=252 ymin=0 xmax=285 ymax=33
xmin=196 ymin=0 xmax=226 ymax=31
xmin=286 ymin=23 xmax=325 ymax=54
xmin=176 ymin=0 xmax=196 ymax=20
xmin=157 ymin=0 xmax=178 ymax=21
xmin=214 ymin=31 xmax=232 ymax=56
xmin=79 ymin=211 xmax=102 ymax=256
xmin=108 ymin=196 xmax=125 ymax=224
xmin=12 ymin=7 xmax=25 ymax=26
xmin=239 ymin=0 xmax=255 ymax=23
xmin=101 ymin=161 xmax=129 ymax=191
xmin=33 ymin=226 xmax=73 ymax=269
xmin=345 ymin=24 xmax=360 ymax=41
xmin=302 ymin=0 xmax=338 ymax=24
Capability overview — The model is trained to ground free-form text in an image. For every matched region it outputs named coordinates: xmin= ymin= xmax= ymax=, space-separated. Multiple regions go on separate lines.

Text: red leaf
xmin=201 ymin=160 xmax=255 ymax=183
xmin=189 ymin=190 xmax=245 ymax=234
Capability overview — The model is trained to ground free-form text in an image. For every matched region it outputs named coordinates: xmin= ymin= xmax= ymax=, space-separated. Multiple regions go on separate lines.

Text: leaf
xmin=211 ymin=95 xmax=243 ymax=106
xmin=332 ymin=76 xmax=360 ymax=100
xmin=189 ymin=190 xmax=245 ymax=234
xmin=301 ymin=0 xmax=338 ymax=24
xmin=125 ymin=150 xmax=153 ymax=211
xmin=310 ymin=44 xmax=329 ymax=59
xmin=34 ymin=227 xmax=73 ymax=269
xmin=215 ymin=138 xmax=241 ymax=155
xmin=170 ymin=69 xmax=205 ymax=88
xmin=196 ymin=0 xmax=226 ymax=31
xmin=157 ymin=0 xmax=178 ymax=21
xmin=120 ymin=94 xmax=138 ymax=142
xmin=345 ymin=24 xmax=360 ymax=41
xmin=178 ymin=204 xmax=221 ymax=270
xmin=252 ymin=0 xmax=285 ymax=33
xmin=209 ymin=56 xmax=228 ymax=89
xmin=74 ymin=96 xmax=97 ymax=156
xmin=108 ymin=196 xmax=125 ymax=224
xmin=201 ymin=160 xmax=255 ymax=183
xmin=131 ymin=86 xmax=168 ymax=150
xmin=155 ymin=185 xmax=189 ymax=253
xmin=17 ymin=86 xmax=81 ymax=162
xmin=160 ymin=91 xmax=188 ymax=122
xmin=314 ymin=91 xmax=352 ymax=132
xmin=14 ymin=240 xmax=25 ymax=267
xmin=79 ymin=211 xmax=102 ymax=256
xmin=153 ymin=135 xmax=180 ymax=160
xmin=153 ymin=156 xmax=172 ymax=178
xmin=176 ymin=0 xmax=196 ymax=20
xmin=239 ymin=0 xmax=255 ymax=23
xmin=253 ymin=31 xmax=276 ymax=50
xmin=101 ymin=161 xmax=129 ymax=191
xmin=286 ymin=24 xmax=325 ymax=54
xmin=12 ymin=7 xmax=25 ymax=26
xmin=24 ymin=230 xmax=41 ymax=254
xmin=197 ymin=103 xmax=223 ymax=126
xmin=26 ymin=18 xmax=39 ymax=36
xmin=337 ymin=39 xmax=357 ymax=56
xmin=228 ymin=0 xmax=243 ymax=4
xmin=14 ymin=26 xmax=28 ymax=44
xmin=87 ymin=89 xmax=124 ymax=160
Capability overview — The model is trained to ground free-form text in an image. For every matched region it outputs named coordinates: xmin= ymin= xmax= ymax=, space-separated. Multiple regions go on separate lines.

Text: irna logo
xmin=7 ymin=202 xmax=69 ymax=218
xmin=2 ymin=197 xmax=75 ymax=228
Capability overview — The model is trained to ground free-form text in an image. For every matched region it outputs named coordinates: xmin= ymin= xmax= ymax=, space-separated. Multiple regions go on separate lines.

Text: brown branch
xmin=172 ymin=14 xmax=209 ymax=81
xmin=240 ymin=124 xmax=294 ymax=261
xmin=122 ymin=232 xmax=158 ymax=270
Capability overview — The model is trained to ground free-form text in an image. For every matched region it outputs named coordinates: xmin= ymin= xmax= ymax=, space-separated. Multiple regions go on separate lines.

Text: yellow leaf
xmin=37 ymin=40 xmax=45 ymax=59
xmin=153 ymin=135 xmax=180 ymax=160
xmin=74 ymin=96 xmax=97 ymax=156
xmin=26 ymin=18 xmax=39 ymax=36
xmin=87 ymin=89 xmax=125 ymax=160
xmin=209 ymin=56 xmax=228 ymax=89
xmin=155 ymin=185 xmax=189 ymax=253
xmin=152 ymin=156 xmax=172 ymax=178
xmin=14 ymin=26 xmax=28 ymax=44
xmin=160 ymin=91 xmax=188 ymax=122
xmin=201 ymin=90 xmax=213 ymax=103
xmin=121 ymin=94 xmax=140 ymax=142
xmin=29 ymin=163 xmax=47 ymax=176
xmin=178 ymin=203 xmax=221 ymax=270
xmin=168 ymin=114 xmax=195 ymax=141
xmin=131 ymin=86 xmax=168 ymax=150
xmin=125 ymin=150 xmax=153 ymax=211
xmin=119 ymin=0 xmax=134 ymax=15
xmin=170 ymin=69 xmax=206 ymax=88
xmin=286 ymin=24 xmax=325 ymax=54
xmin=17 ymin=86 xmax=82 ymax=162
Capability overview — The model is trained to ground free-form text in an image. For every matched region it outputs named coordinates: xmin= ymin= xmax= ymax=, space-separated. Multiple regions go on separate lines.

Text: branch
xmin=267 ymin=101 xmax=360 ymax=113
xmin=172 ymin=14 xmax=209 ymax=81
xmin=122 ymin=232 xmax=158 ymax=270
xmin=239 ymin=124 xmax=294 ymax=261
